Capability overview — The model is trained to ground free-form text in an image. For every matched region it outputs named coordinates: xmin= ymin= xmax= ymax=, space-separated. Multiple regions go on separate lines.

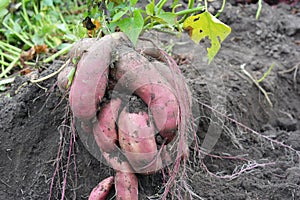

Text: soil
xmin=1 ymin=1 xmax=300 ymax=200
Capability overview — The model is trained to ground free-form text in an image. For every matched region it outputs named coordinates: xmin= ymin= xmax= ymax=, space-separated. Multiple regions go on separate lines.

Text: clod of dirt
xmin=276 ymin=13 xmax=300 ymax=37
xmin=286 ymin=167 xmax=300 ymax=184
xmin=275 ymin=117 xmax=298 ymax=131
xmin=287 ymin=130 xmax=300 ymax=150
xmin=125 ymin=96 xmax=148 ymax=114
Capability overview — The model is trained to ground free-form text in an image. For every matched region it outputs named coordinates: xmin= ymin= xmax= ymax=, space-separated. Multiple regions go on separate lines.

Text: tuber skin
xmin=93 ymin=98 xmax=122 ymax=153
xmin=69 ymin=32 xmax=130 ymax=121
xmin=115 ymin=171 xmax=138 ymax=200
xmin=57 ymin=65 xmax=74 ymax=93
xmin=118 ymin=105 xmax=163 ymax=174
xmin=113 ymin=45 xmax=179 ymax=143
xmin=69 ymin=38 xmax=98 ymax=61
xmin=88 ymin=176 xmax=114 ymax=200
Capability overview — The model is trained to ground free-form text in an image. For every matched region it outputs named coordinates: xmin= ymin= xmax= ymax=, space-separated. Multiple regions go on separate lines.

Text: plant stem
xmin=3 ymin=21 xmax=34 ymax=47
xmin=188 ymin=0 xmax=195 ymax=9
xmin=204 ymin=0 xmax=208 ymax=12
xmin=0 ymin=41 xmax=22 ymax=53
xmin=1 ymin=50 xmax=5 ymax=72
xmin=45 ymin=37 xmax=55 ymax=49
xmin=22 ymin=0 xmax=34 ymax=30
xmin=257 ymin=63 xmax=275 ymax=83
xmin=0 ymin=60 xmax=10 ymax=67
xmin=157 ymin=0 xmax=168 ymax=14
xmin=0 ymin=57 xmax=19 ymax=79
xmin=176 ymin=6 xmax=204 ymax=16
xmin=177 ymin=0 xmax=198 ymax=24
xmin=1 ymin=52 xmax=18 ymax=62
xmin=0 ymin=46 xmax=20 ymax=57
xmin=43 ymin=44 xmax=72 ymax=63
xmin=215 ymin=0 xmax=226 ymax=18
xmin=256 ymin=0 xmax=263 ymax=19
xmin=31 ymin=59 xmax=70 ymax=83
xmin=240 ymin=64 xmax=273 ymax=107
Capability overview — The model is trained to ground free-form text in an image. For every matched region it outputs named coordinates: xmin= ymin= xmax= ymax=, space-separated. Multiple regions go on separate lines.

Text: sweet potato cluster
xmin=58 ymin=32 xmax=192 ymax=200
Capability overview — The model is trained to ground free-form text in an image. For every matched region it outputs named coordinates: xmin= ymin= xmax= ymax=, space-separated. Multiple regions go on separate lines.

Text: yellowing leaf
xmin=183 ymin=11 xmax=231 ymax=64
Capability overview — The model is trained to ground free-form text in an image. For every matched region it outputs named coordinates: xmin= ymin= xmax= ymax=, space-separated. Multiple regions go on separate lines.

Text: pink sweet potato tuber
xmin=118 ymin=103 xmax=163 ymax=174
xmin=69 ymin=38 xmax=98 ymax=60
xmin=115 ymin=171 xmax=138 ymax=200
xmin=93 ymin=98 xmax=122 ymax=153
xmin=88 ymin=176 xmax=114 ymax=200
xmin=69 ymin=33 xmax=129 ymax=121
xmin=63 ymin=33 xmax=193 ymax=200
xmin=113 ymin=45 xmax=180 ymax=143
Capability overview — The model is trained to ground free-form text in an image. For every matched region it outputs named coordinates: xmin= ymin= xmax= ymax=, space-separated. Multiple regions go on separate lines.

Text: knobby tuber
xmin=58 ymin=32 xmax=192 ymax=199
xmin=88 ymin=176 xmax=114 ymax=200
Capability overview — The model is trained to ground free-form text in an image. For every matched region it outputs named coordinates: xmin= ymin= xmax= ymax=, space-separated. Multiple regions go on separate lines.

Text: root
xmin=61 ymin=116 xmax=76 ymax=200
xmin=278 ymin=61 xmax=299 ymax=90
xmin=201 ymin=160 xmax=275 ymax=180
xmin=196 ymin=99 xmax=300 ymax=158
xmin=240 ymin=63 xmax=273 ymax=107
xmin=48 ymin=105 xmax=78 ymax=200
xmin=30 ymin=59 xmax=70 ymax=83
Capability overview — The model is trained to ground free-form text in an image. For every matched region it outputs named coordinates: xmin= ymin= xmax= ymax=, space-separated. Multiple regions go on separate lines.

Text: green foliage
xmin=0 ymin=0 xmax=9 ymax=20
xmin=115 ymin=9 xmax=143 ymax=46
xmin=1 ymin=0 xmax=84 ymax=47
xmin=0 ymin=0 xmax=85 ymax=79
xmin=88 ymin=0 xmax=229 ymax=64
xmin=0 ymin=0 xmax=232 ymax=86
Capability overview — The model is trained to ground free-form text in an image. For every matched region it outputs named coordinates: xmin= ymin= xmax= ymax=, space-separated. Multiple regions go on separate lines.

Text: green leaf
xmin=116 ymin=9 xmax=144 ymax=46
xmin=41 ymin=0 xmax=54 ymax=7
xmin=13 ymin=22 xmax=22 ymax=33
xmin=32 ymin=32 xmax=44 ymax=45
xmin=157 ymin=12 xmax=177 ymax=25
xmin=0 ymin=0 xmax=9 ymax=10
xmin=56 ymin=23 xmax=67 ymax=32
xmin=146 ymin=1 xmax=155 ymax=16
xmin=183 ymin=11 xmax=231 ymax=64
xmin=0 ymin=9 xmax=8 ymax=20
xmin=130 ymin=0 xmax=138 ymax=7
xmin=112 ymin=8 xmax=128 ymax=22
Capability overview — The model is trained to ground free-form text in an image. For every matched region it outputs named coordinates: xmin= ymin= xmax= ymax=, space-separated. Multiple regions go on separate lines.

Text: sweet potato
xmin=101 ymin=152 xmax=138 ymax=200
xmin=118 ymin=104 xmax=163 ymax=174
xmin=69 ymin=32 xmax=130 ymax=121
xmin=88 ymin=176 xmax=114 ymax=200
xmin=69 ymin=38 xmax=98 ymax=60
xmin=93 ymin=98 xmax=122 ymax=153
xmin=115 ymin=171 xmax=138 ymax=200
xmin=113 ymin=45 xmax=179 ymax=143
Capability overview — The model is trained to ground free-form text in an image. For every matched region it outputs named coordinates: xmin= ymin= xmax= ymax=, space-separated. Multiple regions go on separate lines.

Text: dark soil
xmin=1 ymin=1 xmax=300 ymax=200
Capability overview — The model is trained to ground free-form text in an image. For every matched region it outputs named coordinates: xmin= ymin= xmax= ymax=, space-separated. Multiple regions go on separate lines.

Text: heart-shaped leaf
xmin=116 ymin=9 xmax=144 ymax=46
